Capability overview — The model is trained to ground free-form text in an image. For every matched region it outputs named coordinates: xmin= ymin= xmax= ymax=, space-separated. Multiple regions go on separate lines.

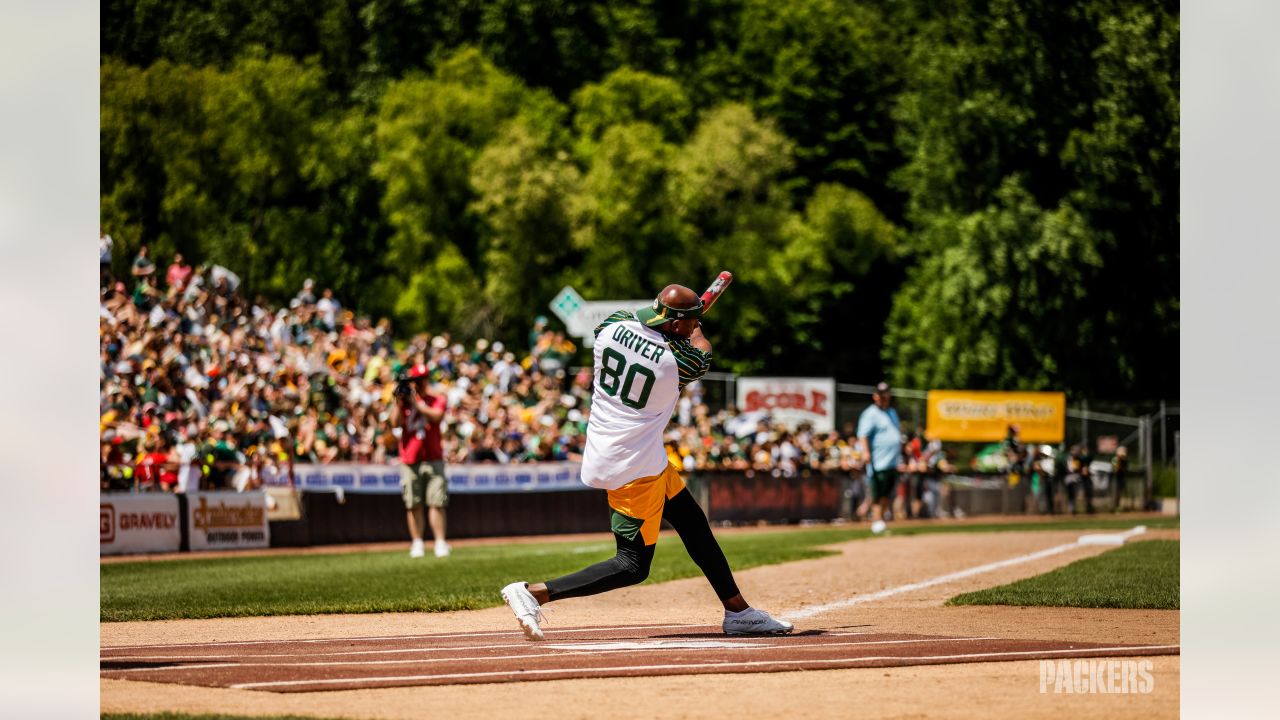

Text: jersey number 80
xmin=599 ymin=347 xmax=656 ymax=409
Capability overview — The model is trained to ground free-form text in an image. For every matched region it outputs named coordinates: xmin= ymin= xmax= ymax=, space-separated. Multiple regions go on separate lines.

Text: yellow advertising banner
xmin=926 ymin=390 xmax=1066 ymax=443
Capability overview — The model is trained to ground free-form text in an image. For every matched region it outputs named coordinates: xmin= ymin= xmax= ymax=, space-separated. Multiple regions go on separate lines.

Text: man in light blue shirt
xmin=857 ymin=382 xmax=903 ymax=529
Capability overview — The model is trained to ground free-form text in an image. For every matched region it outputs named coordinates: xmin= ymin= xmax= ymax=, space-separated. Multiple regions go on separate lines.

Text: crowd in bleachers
xmin=104 ymin=248 xmax=1004 ymax=519
xmin=101 ymin=245 xmax=601 ymax=491
xmin=103 ymin=248 xmax=916 ymax=494
xmin=101 ymin=242 xmax=1145 ymax=525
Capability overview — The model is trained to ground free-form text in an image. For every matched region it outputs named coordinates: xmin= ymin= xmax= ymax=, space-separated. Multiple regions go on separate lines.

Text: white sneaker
xmin=409 ymin=539 xmax=425 ymax=558
xmin=501 ymin=582 xmax=546 ymax=641
xmin=434 ymin=541 xmax=451 ymax=558
xmin=723 ymin=607 xmax=794 ymax=636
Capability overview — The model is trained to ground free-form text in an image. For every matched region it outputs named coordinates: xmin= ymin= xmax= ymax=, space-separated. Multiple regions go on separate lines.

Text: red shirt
xmin=167 ymin=263 xmax=192 ymax=289
xmin=399 ymin=393 xmax=447 ymax=463
xmin=136 ymin=451 xmax=176 ymax=487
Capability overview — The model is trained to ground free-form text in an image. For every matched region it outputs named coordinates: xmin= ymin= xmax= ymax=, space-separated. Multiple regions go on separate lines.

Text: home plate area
xmin=100 ymin=624 xmax=1179 ymax=693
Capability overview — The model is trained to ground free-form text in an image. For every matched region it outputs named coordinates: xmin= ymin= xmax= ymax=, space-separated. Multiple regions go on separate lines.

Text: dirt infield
xmin=101 ymin=623 xmax=1178 ymax=693
xmin=101 ymin=525 xmax=1180 ymax=718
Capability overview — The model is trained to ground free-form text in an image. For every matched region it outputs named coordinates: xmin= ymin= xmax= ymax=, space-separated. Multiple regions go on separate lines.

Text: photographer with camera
xmin=392 ymin=364 xmax=450 ymax=558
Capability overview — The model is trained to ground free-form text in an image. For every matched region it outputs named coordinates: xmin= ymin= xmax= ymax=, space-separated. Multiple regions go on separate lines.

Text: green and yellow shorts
xmin=607 ymin=463 xmax=686 ymax=546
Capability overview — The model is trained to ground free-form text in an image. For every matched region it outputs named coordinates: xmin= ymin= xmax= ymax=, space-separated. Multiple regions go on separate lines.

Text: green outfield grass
xmin=101 ymin=516 xmax=1178 ymax=621
xmin=947 ymin=539 xmax=1179 ymax=610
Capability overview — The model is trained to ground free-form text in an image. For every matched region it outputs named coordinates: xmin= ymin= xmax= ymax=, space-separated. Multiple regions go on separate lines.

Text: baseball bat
xmin=700 ymin=271 xmax=733 ymax=313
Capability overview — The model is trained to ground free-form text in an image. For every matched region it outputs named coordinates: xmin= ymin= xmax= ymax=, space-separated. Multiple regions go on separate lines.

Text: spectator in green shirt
xmin=131 ymin=244 xmax=156 ymax=279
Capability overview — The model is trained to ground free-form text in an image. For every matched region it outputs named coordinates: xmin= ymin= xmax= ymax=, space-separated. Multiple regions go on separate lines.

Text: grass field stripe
xmin=101 ymin=623 xmax=712 ymax=650
xmin=227 ymin=645 xmax=1181 ymax=689
xmin=102 ymin=636 xmax=1002 ymax=671
xmin=781 ymin=527 xmax=1147 ymax=621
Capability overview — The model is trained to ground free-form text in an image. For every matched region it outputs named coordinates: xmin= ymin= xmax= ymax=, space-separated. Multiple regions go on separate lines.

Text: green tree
xmin=203 ymin=52 xmax=376 ymax=297
xmin=734 ymin=0 xmax=903 ymax=200
xmin=99 ymin=0 xmax=1178 ymax=395
xmin=101 ymin=58 xmax=212 ymax=274
xmin=1061 ymin=5 xmax=1180 ymax=396
xmin=101 ymin=53 xmax=385 ymax=311
xmin=565 ymin=122 xmax=681 ymax=299
xmin=571 ymin=67 xmax=692 ymax=146
xmin=103 ymin=0 xmax=366 ymax=95
xmin=668 ymin=103 xmax=888 ymax=371
xmin=470 ymin=119 xmax=582 ymax=334
xmin=372 ymin=48 xmax=567 ymax=334
xmin=886 ymin=0 xmax=1178 ymax=398
xmin=885 ymin=178 xmax=1100 ymax=390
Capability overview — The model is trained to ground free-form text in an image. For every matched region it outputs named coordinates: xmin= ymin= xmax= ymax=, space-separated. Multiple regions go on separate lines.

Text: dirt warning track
xmin=100 ymin=623 xmax=1179 ymax=693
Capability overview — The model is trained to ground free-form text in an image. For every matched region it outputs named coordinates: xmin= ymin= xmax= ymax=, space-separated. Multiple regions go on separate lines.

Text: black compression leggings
xmin=544 ymin=488 xmax=741 ymax=602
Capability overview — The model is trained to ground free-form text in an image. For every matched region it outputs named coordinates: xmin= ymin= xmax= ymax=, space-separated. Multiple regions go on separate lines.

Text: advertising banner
xmin=445 ymin=461 xmax=584 ymax=493
xmin=926 ymin=390 xmax=1066 ymax=443
xmin=260 ymin=463 xmax=402 ymax=494
xmin=261 ymin=462 xmax=588 ymax=495
xmin=736 ymin=377 xmax=837 ymax=432
xmin=186 ymin=491 xmax=270 ymax=551
xmin=100 ymin=493 xmax=182 ymax=556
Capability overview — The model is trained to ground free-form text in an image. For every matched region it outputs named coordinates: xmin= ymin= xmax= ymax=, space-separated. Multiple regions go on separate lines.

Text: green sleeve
xmin=667 ymin=338 xmax=712 ymax=391
xmin=593 ymin=310 xmax=636 ymax=338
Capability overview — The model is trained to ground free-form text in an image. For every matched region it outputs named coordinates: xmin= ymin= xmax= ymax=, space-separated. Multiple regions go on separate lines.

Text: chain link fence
xmin=693 ymin=372 xmax=1179 ymax=512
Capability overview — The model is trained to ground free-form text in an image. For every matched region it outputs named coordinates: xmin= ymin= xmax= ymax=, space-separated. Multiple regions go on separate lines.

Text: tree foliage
xmin=101 ymin=0 xmax=1179 ymax=398
xmin=101 ymin=52 xmax=383 ymax=306
xmin=884 ymin=0 xmax=1179 ymax=398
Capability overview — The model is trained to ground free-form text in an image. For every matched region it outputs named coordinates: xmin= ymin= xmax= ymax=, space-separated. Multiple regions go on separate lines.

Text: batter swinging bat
xmin=700 ymin=271 xmax=733 ymax=313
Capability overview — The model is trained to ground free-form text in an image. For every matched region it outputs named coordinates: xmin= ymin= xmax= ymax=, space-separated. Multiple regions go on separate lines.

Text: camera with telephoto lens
xmin=396 ymin=363 xmax=428 ymax=401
